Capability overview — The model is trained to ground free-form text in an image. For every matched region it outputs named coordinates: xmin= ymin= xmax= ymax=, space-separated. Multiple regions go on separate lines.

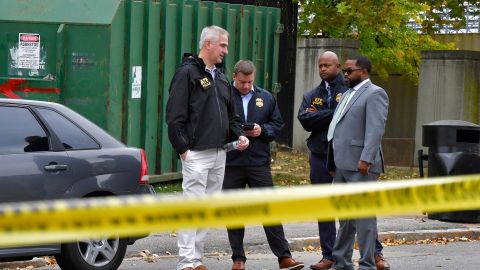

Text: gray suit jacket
xmin=330 ymin=80 xmax=389 ymax=174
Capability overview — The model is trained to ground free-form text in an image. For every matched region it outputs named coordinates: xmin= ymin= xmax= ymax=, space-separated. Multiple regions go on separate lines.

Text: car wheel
xmin=55 ymin=236 xmax=127 ymax=270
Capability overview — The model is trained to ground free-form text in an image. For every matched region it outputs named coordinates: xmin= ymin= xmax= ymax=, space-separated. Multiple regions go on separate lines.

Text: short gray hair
xmin=234 ymin=60 xmax=256 ymax=75
xmin=199 ymin=25 xmax=229 ymax=49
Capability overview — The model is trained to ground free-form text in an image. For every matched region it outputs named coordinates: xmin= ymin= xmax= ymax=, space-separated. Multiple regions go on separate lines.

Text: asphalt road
xmin=122 ymin=216 xmax=478 ymax=260
xmin=123 ymin=241 xmax=480 ymax=269
xmin=25 ymin=241 xmax=480 ymax=270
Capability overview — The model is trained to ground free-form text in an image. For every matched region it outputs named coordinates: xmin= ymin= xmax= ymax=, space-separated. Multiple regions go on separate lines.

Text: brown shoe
xmin=195 ymin=266 xmax=207 ymax=270
xmin=375 ymin=253 xmax=391 ymax=270
xmin=181 ymin=268 xmax=194 ymax=270
xmin=310 ymin=258 xmax=334 ymax=270
xmin=232 ymin=260 xmax=245 ymax=270
xmin=279 ymin=257 xmax=305 ymax=270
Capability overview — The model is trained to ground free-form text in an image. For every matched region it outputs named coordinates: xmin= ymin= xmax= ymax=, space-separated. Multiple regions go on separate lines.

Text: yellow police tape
xmin=0 ymin=174 xmax=480 ymax=248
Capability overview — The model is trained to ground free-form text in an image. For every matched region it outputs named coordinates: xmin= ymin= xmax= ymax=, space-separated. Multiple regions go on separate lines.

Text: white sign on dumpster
xmin=18 ymin=33 xmax=41 ymax=70
xmin=132 ymin=66 xmax=142 ymax=99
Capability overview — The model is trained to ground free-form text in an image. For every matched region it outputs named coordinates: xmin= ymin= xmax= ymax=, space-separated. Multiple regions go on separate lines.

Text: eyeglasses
xmin=342 ymin=68 xmax=363 ymax=75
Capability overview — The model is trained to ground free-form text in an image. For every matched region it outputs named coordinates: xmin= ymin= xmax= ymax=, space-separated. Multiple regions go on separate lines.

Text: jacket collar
xmin=182 ymin=53 xmax=206 ymax=69
xmin=338 ymin=80 xmax=372 ymax=121
xmin=182 ymin=53 xmax=226 ymax=73
xmin=322 ymin=73 xmax=345 ymax=92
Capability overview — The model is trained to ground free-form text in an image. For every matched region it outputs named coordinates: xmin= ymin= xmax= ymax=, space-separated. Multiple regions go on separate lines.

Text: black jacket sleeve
xmin=227 ymin=84 xmax=245 ymax=139
xmin=166 ymin=67 xmax=190 ymax=154
xmin=297 ymin=89 xmax=334 ymax=132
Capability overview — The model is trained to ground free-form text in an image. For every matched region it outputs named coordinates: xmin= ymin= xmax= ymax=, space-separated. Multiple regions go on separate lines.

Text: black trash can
xmin=419 ymin=120 xmax=480 ymax=223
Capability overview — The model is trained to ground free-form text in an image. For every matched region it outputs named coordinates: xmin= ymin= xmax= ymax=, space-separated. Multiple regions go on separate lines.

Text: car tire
xmin=55 ymin=236 xmax=128 ymax=270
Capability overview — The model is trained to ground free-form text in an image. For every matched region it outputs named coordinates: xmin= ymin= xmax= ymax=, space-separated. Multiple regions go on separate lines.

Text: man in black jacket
xmin=297 ymin=51 xmax=390 ymax=270
xmin=223 ymin=60 xmax=304 ymax=270
xmin=166 ymin=25 xmax=249 ymax=270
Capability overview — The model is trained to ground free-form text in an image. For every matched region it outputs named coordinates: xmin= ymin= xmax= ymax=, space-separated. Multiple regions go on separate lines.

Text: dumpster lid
xmin=423 ymin=120 xmax=480 ymax=128
xmin=0 ymin=0 xmax=121 ymax=25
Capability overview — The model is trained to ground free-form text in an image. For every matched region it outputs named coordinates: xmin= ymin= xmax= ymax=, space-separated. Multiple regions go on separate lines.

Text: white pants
xmin=177 ymin=148 xmax=226 ymax=270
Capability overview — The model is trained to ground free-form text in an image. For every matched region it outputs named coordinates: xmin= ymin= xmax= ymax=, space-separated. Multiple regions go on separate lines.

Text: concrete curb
xmin=288 ymin=228 xmax=480 ymax=251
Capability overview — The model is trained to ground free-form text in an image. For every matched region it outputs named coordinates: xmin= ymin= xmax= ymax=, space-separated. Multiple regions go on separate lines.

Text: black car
xmin=0 ymin=98 xmax=154 ymax=270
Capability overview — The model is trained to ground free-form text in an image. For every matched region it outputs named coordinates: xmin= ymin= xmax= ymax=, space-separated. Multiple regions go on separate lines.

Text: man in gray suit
xmin=326 ymin=55 xmax=389 ymax=270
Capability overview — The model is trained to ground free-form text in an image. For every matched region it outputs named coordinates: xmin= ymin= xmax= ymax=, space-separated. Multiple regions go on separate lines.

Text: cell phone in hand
xmin=242 ymin=123 xmax=255 ymax=130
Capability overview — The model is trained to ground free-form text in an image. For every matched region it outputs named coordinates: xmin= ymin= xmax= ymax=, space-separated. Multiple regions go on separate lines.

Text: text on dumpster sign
xmin=18 ymin=33 xmax=41 ymax=70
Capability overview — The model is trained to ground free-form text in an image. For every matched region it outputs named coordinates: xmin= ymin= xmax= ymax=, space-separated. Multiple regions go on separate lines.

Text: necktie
xmin=327 ymin=89 xmax=352 ymax=141
xmin=326 ymin=84 xmax=332 ymax=108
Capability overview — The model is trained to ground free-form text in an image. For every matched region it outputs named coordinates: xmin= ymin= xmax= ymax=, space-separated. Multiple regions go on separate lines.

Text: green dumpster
xmin=0 ymin=0 xmax=282 ymax=180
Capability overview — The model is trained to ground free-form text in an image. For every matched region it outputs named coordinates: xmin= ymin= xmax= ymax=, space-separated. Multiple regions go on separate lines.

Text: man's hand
xmin=244 ymin=123 xmax=261 ymax=137
xmin=357 ymin=160 xmax=371 ymax=175
xmin=180 ymin=150 xmax=189 ymax=161
xmin=236 ymin=135 xmax=249 ymax=151
xmin=306 ymin=105 xmax=317 ymax=112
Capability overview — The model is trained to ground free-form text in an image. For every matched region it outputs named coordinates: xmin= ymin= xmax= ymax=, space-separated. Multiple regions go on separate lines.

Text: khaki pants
xmin=177 ymin=148 xmax=226 ymax=270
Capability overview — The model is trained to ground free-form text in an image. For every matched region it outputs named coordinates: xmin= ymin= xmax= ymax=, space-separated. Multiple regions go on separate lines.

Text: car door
xmin=33 ymin=106 xmax=105 ymax=197
xmin=0 ymin=104 xmax=72 ymax=203
xmin=34 ymin=106 xmax=143 ymax=196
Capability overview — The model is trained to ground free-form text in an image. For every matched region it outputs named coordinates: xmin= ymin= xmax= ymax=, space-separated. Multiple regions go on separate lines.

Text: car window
xmin=0 ymin=106 xmax=50 ymax=154
xmin=36 ymin=108 xmax=100 ymax=150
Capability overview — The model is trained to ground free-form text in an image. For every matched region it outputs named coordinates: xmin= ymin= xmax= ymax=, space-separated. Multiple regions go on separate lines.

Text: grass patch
xmin=153 ymin=180 xmax=182 ymax=194
xmin=152 ymin=149 xmax=421 ymax=193
xmin=379 ymin=166 xmax=420 ymax=180
xmin=271 ymin=149 xmax=420 ymax=183
xmin=273 ymin=173 xmax=310 ymax=187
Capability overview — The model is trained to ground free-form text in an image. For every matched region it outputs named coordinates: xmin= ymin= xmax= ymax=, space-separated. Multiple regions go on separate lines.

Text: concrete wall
xmin=414 ymin=50 xmax=480 ymax=161
xmin=435 ymin=33 xmax=480 ymax=51
xmin=292 ymin=38 xmax=360 ymax=151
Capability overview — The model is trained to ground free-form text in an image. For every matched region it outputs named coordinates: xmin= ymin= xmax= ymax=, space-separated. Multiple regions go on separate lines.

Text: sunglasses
xmin=342 ymin=68 xmax=363 ymax=75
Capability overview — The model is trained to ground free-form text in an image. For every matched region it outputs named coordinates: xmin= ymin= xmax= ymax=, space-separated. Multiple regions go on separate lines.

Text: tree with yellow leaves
xmin=297 ymin=0 xmax=479 ymax=82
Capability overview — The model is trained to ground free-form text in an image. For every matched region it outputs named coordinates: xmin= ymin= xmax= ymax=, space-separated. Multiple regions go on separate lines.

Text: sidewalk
xmin=287 ymin=213 xmax=480 ymax=251
xmin=121 ymin=212 xmax=480 ymax=258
